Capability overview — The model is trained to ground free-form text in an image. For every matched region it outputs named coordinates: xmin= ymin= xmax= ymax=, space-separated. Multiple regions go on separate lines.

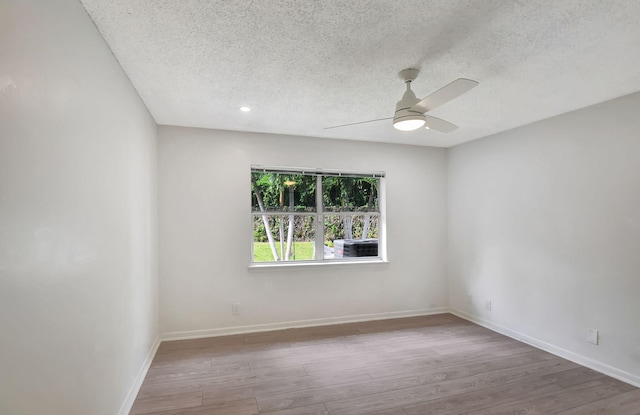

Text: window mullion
xmin=315 ymin=175 xmax=324 ymax=261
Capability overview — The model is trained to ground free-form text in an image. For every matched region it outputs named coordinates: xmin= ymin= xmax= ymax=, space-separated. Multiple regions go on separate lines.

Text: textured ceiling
xmin=80 ymin=0 xmax=640 ymax=147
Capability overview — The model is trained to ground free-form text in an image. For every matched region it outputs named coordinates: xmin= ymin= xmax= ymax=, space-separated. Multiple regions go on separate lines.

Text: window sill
xmin=248 ymin=258 xmax=389 ymax=271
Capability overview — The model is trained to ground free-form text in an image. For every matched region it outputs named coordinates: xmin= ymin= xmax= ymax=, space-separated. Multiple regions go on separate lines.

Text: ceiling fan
xmin=325 ymin=68 xmax=478 ymax=133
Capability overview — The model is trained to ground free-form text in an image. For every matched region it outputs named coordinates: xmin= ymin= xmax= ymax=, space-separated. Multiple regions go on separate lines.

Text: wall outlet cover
xmin=587 ymin=328 xmax=599 ymax=345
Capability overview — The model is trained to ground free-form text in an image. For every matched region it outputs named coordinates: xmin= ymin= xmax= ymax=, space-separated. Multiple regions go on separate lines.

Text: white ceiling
xmin=80 ymin=0 xmax=640 ymax=147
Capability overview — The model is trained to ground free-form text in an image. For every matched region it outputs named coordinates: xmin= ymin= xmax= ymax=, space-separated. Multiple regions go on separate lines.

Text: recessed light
xmin=240 ymin=106 xmax=251 ymax=112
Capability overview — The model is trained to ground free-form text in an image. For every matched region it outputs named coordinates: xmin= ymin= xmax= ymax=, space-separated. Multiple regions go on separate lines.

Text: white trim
xmin=450 ymin=309 xmax=640 ymax=388
xmin=161 ymin=308 xmax=448 ymax=341
xmin=249 ymin=258 xmax=388 ymax=270
xmin=251 ymin=165 xmax=386 ymax=178
xmin=117 ymin=336 xmax=161 ymax=415
xmin=251 ymin=211 xmax=318 ymax=216
xmin=250 ymin=211 xmax=381 ymax=217
xmin=378 ymin=178 xmax=387 ymax=262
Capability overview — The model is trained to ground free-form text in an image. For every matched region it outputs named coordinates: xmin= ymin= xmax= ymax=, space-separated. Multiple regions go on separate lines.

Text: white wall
xmin=4 ymin=3 xmax=637 ymax=411
xmin=0 ymin=1 xmax=158 ymax=414
xmin=158 ymin=126 xmax=448 ymax=337
xmin=448 ymin=92 xmax=640 ymax=385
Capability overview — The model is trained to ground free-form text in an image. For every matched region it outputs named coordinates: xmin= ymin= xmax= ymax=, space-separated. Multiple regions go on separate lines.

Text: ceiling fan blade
xmin=324 ymin=117 xmax=393 ymax=130
xmin=424 ymin=115 xmax=458 ymax=133
xmin=412 ymin=78 xmax=478 ymax=113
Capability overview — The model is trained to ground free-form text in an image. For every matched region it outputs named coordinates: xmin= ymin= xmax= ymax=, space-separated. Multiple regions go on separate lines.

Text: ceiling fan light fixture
xmin=393 ymin=104 xmax=426 ymax=131
xmin=393 ymin=116 xmax=426 ymax=131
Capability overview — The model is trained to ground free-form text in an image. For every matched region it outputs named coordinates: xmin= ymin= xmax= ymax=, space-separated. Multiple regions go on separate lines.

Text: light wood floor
xmin=130 ymin=314 xmax=640 ymax=415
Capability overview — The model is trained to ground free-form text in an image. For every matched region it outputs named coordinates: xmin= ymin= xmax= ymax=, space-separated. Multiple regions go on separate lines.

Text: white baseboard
xmin=118 ymin=336 xmax=161 ymax=415
xmin=450 ymin=309 xmax=640 ymax=388
xmin=161 ymin=308 xmax=449 ymax=341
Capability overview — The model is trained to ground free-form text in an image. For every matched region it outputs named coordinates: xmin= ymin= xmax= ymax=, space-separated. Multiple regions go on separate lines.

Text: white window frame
xmin=250 ymin=165 xmax=387 ymax=267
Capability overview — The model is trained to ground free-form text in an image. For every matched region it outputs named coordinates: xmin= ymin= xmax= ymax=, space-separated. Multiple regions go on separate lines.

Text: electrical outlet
xmin=587 ymin=329 xmax=599 ymax=345
xmin=485 ymin=300 xmax=492 ymax=311
xmin=232 ymin=303 xmax=240 ymax=315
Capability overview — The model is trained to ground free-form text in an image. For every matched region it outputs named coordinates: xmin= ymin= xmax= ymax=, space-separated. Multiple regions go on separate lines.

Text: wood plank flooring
xmin=130 ymin=314 xmax=639 ymax=415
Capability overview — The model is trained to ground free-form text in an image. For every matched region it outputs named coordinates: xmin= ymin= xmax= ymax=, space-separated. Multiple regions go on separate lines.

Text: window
xmin=251 ymin=166 xmax=385 ymax=264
